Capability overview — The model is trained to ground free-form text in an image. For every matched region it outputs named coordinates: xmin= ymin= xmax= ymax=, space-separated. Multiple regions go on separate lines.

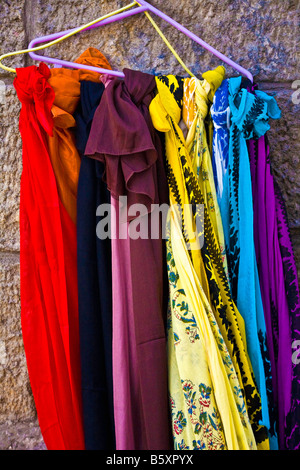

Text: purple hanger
xmin=28 ymin=0 xmax=253 ymax=82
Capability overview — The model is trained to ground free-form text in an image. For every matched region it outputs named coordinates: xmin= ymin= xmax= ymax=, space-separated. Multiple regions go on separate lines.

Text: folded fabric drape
xmin=85 ymin=68 xmax=171 ymax=450
xmin=274 ymin=176 xmax=300 ymax=450
xmin=210 ymin=79 xmax=230 ymax=203
xmin=273 ymin=177 xmax=300 ymax=449
xmin=247 ymin=97 xmax=300 ymax=449
xmin=13 ymin=48 xmax=113 ymax=451
xmin=14 ymin=63 xmax=85 ymax=450
xmin=13 ymin=52 xmax=299 ymax=451
xmin=220 ymin=77 xmax=278 ymax=447
xmin=47 ymin=48 xmax=112 ymax=224
xmin=149 ymin=72 xmax=267 ymax=449
xmin=183 ymin=69 xmax=229 ymax=283
xmin=74 ymin=80 xmax=115 ymax=450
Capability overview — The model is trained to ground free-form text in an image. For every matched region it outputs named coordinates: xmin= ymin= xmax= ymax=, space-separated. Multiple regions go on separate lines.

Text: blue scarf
xmin=211 ymin=78 xmax=230 ymax=203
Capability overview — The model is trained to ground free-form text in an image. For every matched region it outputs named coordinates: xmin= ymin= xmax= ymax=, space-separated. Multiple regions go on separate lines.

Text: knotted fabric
xmin=85 ymin=68 xmax=164 ymax=217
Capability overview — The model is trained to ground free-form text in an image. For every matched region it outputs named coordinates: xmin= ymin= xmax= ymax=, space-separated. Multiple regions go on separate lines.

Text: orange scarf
xmin=47 ymin=48 xmax=111 ymax=223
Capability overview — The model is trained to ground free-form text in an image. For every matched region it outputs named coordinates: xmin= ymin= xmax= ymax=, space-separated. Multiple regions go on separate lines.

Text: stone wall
xmin=0 ymin=0 xmax=299 ymax=450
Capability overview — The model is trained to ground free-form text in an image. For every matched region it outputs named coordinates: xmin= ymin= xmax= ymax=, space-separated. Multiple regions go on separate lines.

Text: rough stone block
xmin=0 ymin=1 xmax=26 ymax=77
xmin=0 ymin=253 xmax=36 ymax=423
xmin=25 ymin=0 xmax=298 ymax=81
xmin=259 ymin=85 xmax=300 ymax=229
xmin=149 ymin=0 xmax=299 ymax=81
xmin=0 ymin=81 xmax=22 ymax=252
xmin=0 ymin=419 xmax=45 ymax=450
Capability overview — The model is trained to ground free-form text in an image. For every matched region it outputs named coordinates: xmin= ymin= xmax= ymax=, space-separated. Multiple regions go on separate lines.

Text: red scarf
xmin=14 ymin=63 xmax=84 ymax=450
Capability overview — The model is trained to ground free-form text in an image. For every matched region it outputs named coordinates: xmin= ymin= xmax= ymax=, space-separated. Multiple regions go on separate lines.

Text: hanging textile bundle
xmin=2 ymin=0 xmax=298 ymax=453
xmin=14 ymin=62 xmax=85 ymax=450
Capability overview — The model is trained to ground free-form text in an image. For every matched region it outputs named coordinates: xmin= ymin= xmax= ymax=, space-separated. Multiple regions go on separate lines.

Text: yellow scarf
xmin=182 ymin=72 xmax=229 ymax=280
xmin=150 ymin=71 xmax=268 ymax=450
xmin=167 ymin=210 xmax=257 ymax=449
xmin=150 ymin=70 xmax=269 ymax=450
